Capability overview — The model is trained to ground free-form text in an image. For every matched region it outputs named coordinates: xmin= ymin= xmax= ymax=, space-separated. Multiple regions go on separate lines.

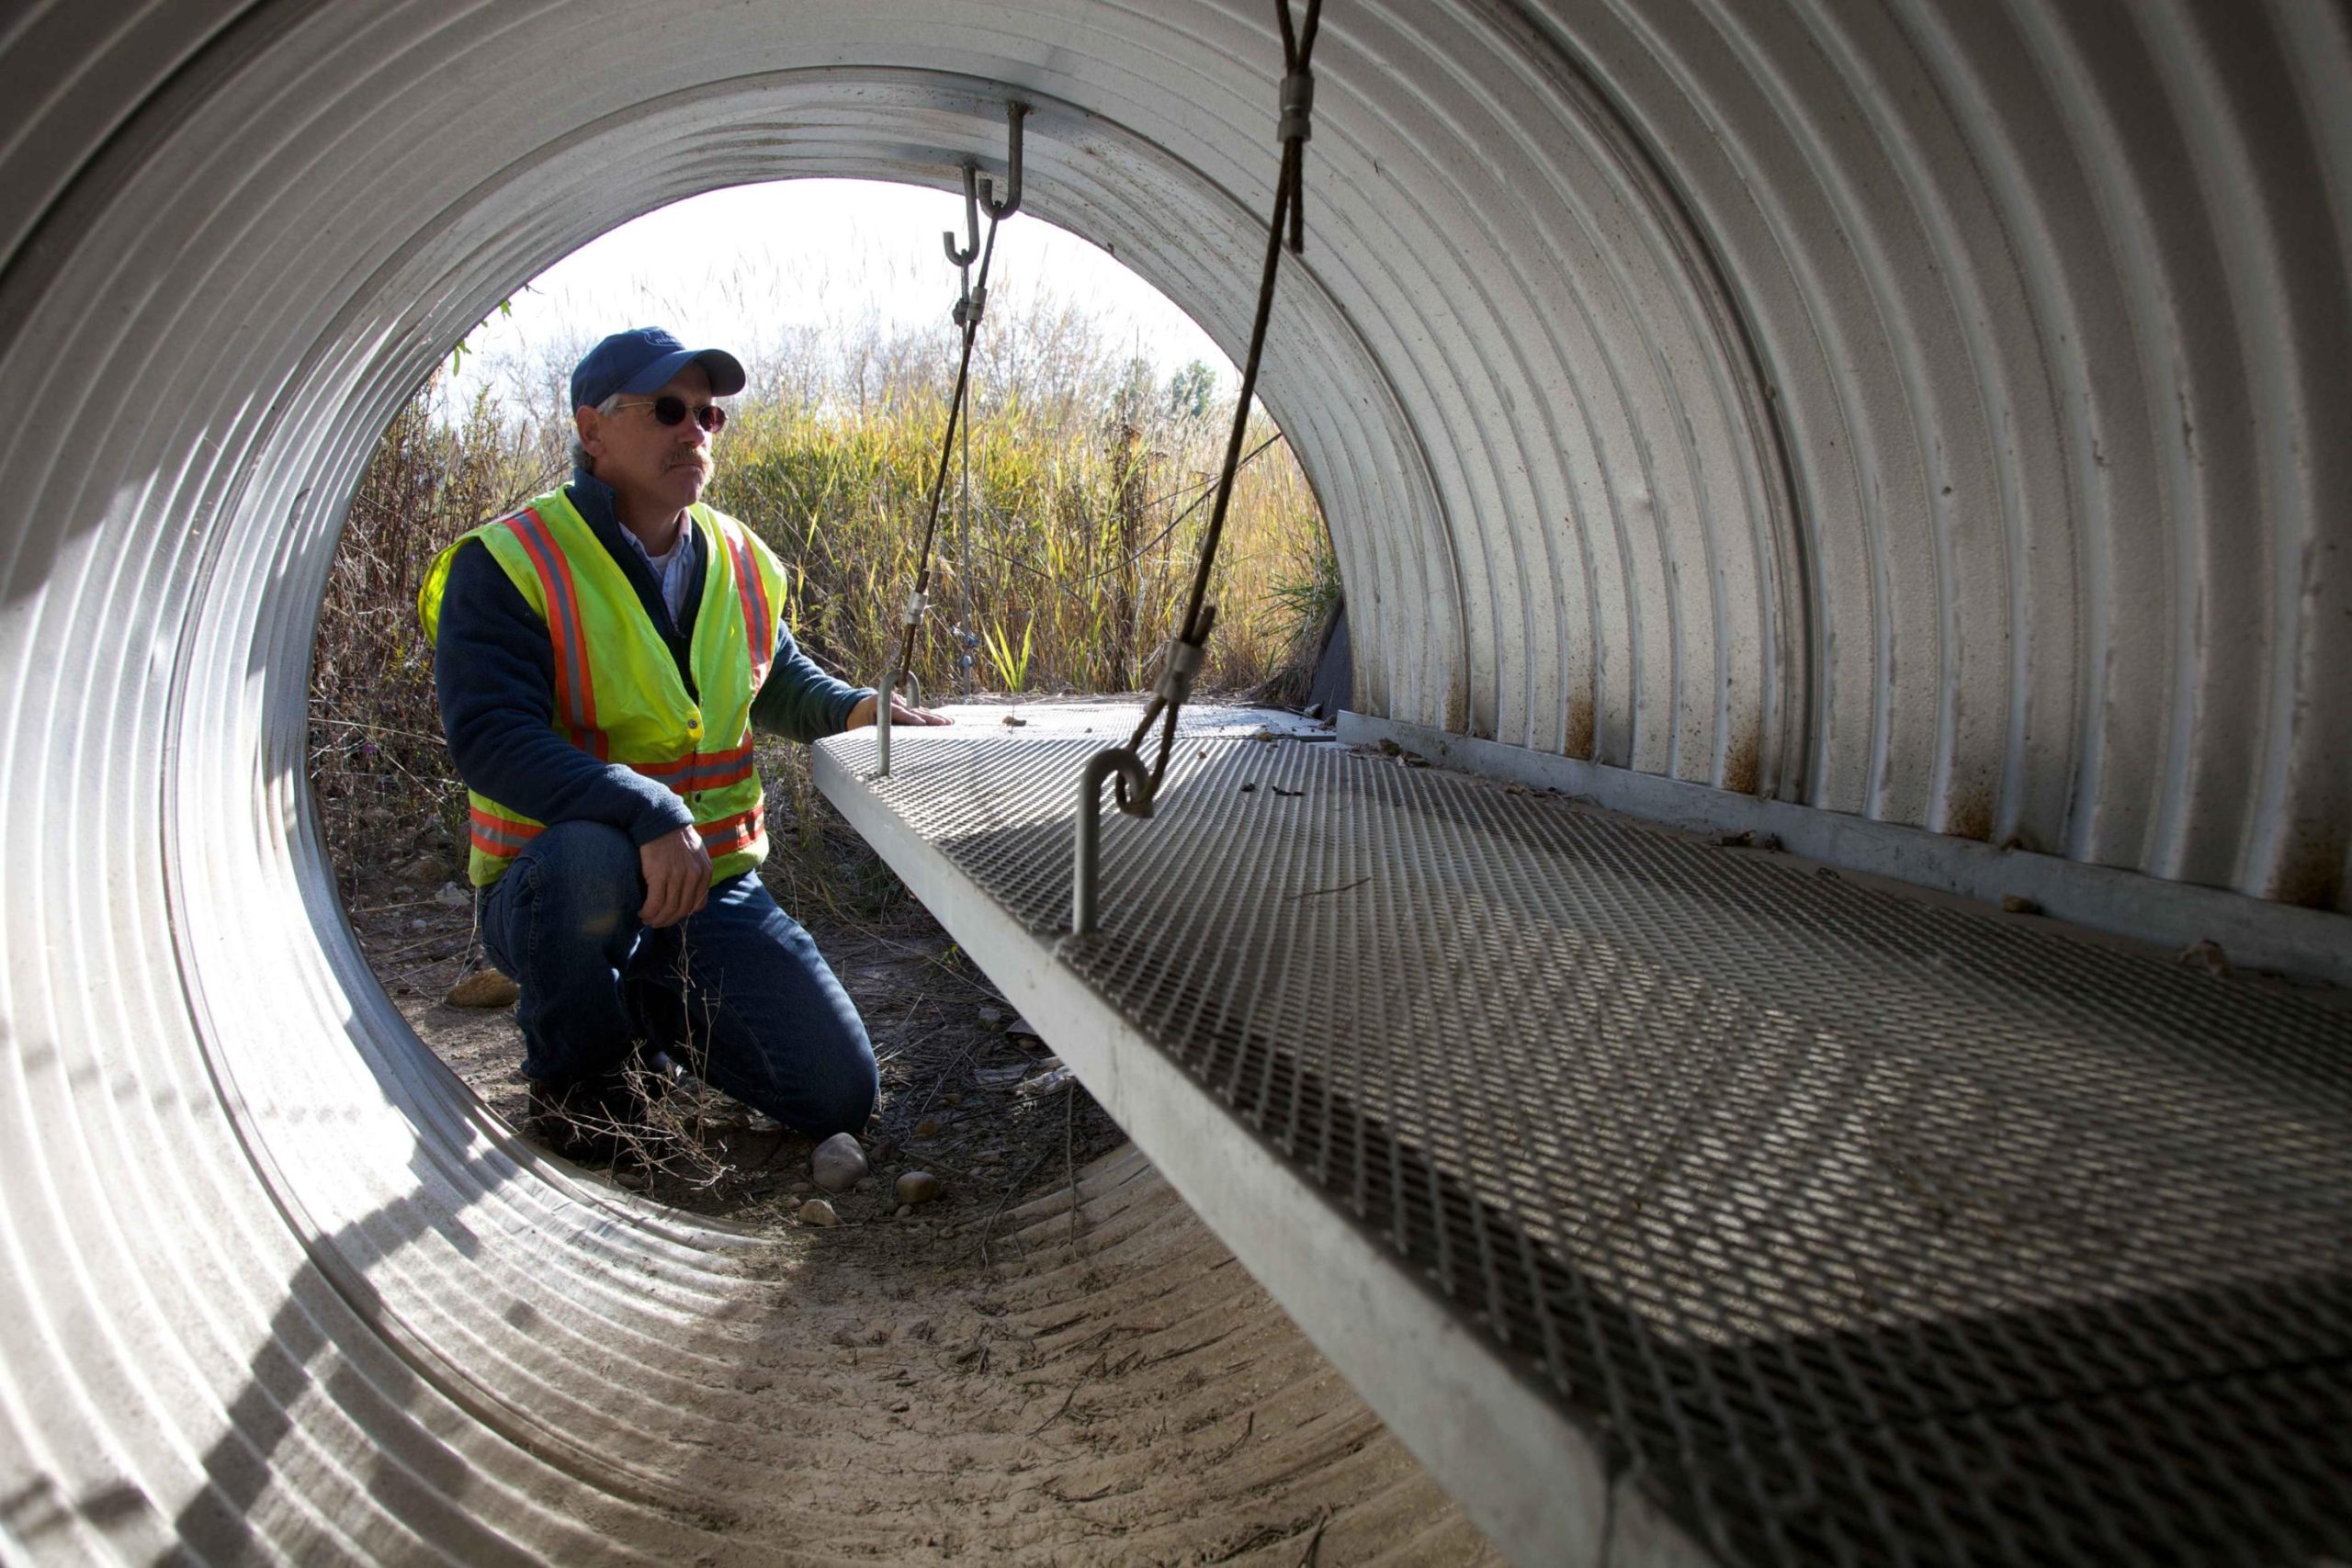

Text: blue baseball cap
xmin=570 ymin=327 xmax=745 ymax=412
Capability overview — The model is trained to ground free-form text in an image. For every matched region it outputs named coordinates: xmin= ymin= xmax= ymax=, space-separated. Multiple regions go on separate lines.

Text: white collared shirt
xmin=621 ymin=519 xmax=698 ymax=627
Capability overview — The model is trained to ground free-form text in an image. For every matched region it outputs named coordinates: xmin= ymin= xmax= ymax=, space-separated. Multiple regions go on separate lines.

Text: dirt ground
xmin=350 ymin=857 xmax=1127 ymax=1235
xmin=340 ymin=804 xmax=1501 ymax=1565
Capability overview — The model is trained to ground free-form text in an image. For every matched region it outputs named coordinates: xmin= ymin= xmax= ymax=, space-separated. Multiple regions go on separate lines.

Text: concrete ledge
xmin=1340 ymin=713 xmax=2352 ymax=991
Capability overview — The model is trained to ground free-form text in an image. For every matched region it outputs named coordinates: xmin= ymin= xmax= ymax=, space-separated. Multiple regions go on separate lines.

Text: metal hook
xmin=1071 ymin=745 xmax=1153 ymax=936
xmin=982 ymin=101 xmax=1028 ymax=221
xmin=942 ymin=163 xmax=981 ymax=268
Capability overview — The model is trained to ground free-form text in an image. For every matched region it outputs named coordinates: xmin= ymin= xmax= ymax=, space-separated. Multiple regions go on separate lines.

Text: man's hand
xmin=846 ymin=694 xmax=954 ymax=729
xmin=639 ymin=824 xmax=711 ymax=928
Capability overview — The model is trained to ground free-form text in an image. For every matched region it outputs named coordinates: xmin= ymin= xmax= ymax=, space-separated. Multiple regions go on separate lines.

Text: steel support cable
xmin=1071 ymin=0 xmax=1320 ymax=934
xmin=948 ymin=169 xmax=982 ymax=698
xmin=876 ymin=102 xmax=1026 ymax=772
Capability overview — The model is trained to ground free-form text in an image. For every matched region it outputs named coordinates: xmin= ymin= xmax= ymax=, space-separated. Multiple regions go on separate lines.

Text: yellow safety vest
xmin=417 ymin=487 xmax=789 ymax=888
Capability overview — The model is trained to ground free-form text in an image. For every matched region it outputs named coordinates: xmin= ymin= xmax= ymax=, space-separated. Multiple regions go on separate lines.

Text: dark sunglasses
xmin=612 ymin=395 xmax=728 ymax=433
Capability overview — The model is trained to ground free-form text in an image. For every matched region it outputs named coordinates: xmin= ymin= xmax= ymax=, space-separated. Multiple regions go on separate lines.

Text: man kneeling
xmin=418 ymin=327 xmax=945 ymax=1154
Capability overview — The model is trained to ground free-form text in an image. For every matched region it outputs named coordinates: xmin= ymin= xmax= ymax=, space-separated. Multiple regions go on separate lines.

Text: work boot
xmin=640 ymin=1046 xmax=691 ymax=1094
xmin=524 ymin=1068 xmax=639 ymax=1161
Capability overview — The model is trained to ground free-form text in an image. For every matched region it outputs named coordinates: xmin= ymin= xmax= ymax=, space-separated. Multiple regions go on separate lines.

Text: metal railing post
xmin=874 ymin=670 xmax=905 ymax=776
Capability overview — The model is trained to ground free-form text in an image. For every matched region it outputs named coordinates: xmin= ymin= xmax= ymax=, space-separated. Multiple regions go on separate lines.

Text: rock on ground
xmin=446 ymin=968 xmax=520 ymax=1009
xmin=896 ymin=1170 xmax=944 ymax=1206
xmin=812 ymin=1132 xmax=869 ymax=1192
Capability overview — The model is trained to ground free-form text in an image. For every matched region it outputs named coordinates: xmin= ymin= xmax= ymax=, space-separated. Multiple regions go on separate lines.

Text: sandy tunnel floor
xmin=349 ymin=871 xmax=1502 ymax=1563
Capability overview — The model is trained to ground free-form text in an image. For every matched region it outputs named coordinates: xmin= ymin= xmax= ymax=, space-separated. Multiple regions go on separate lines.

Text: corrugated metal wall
xmin=2 ymin=2 xmax=2346 ymax=1561
xmin=1300 ymin=1 xmax=2352 ymax=911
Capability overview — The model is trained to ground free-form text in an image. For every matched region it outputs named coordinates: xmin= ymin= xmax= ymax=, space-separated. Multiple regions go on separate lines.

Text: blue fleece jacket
xmin=432 ymin=469 xmax=873 ymax=847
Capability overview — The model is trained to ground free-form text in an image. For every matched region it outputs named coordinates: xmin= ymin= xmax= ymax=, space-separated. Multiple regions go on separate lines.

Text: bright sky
xmin=447 ymin=179 xmax=1236 ymax=412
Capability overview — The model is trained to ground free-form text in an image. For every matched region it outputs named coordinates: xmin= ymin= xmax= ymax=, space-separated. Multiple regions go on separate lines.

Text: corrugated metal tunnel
xmin=3 ymin=1 xmax=2346 ymax=1562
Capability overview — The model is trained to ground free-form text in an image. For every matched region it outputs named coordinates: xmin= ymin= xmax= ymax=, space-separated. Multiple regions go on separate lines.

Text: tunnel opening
xmin=306 ymin=175 xmax=1344 ymax=1222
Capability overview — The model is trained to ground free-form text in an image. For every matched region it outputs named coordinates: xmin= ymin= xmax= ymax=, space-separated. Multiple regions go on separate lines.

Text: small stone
xmin=895 ymin=1204 xmax=913 ymax=1219
xmin=977 ymin=1005 xmax=1007 ymax=1026
xmin=433 ymin=882 xmax=472 ymax=910
xmin=2178 ymin=939 xmax=2233 ymax=978
xmin=897 ymin=1170 xmax=944 ymax=1205
xmin=1713 ymin=829 xmax=1756 ymax=849
xmin=614 ymin=1167 xmax=650 ymax=1192
xmin=942 ymin=1091 xmax=966 ymax=1108
xmin=401 ymin=853 xmax=446 ymax=884
xmin=914 ymin=1117 xmax=941 ymax=1138
xmin=1999 ymin=895 xmax=2041 ymax=916
xmin=1754 ymin=834 xmax=1782 ymax=852
xmin=797 ymin=1198 xmax=840 ymax=1227
xmin=1376 ymin=738 xmax=1403 ymax=757
xmin=408 ymin=918 xmax=432 ymax=931
xmin=445 ymin=968 xmax=520 ymax=1010
xmin=1240 ymin=782 xmax=1257 ymax=794
xmin=811 ymin=1132 xmax=869 ymax=1192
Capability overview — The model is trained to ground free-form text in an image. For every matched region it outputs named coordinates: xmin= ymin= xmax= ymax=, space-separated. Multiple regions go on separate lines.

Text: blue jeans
xmin=478 ymin=820 xmax=877 ymax=1137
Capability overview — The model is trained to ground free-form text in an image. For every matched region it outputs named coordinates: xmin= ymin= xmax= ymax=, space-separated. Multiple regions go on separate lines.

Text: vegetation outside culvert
xmin=310 ymin=280 xmax=1340 ymax=1228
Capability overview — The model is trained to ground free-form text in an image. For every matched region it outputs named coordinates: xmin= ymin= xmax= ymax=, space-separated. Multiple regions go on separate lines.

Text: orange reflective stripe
xmin=504 ymin=509 xmax=606 ymax=759
xmin=724 ymin=531 xmax=774 ymax=685
xmin=696 ymin=806 xmax=765 ymax=857
xmin=469 ymin=806 xmax=544 ymax=855
xmin=629 ymin=735 xmax=756 ymax=793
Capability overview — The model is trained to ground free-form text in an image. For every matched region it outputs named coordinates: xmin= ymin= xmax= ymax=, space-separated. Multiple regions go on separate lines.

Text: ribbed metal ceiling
xmin=2 ymin=0 xmax=2346 ymax=1561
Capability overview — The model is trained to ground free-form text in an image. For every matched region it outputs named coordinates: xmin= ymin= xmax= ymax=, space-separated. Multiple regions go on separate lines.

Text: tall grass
xmin=308 ymin=388 xmax=560 ymax=880
xmin=713 ymin=383 xmax=1322 ymax=698
xmin=310 ymin=287 xmax=1335 ymax=880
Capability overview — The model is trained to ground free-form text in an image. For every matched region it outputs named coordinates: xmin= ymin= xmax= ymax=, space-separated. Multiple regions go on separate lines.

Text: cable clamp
xmin=1155 ymin=635 xmax=1208 ymax=706
xmin=1278 ymin=71 xmax=1315 ymax=143
xmin=902 ymin=589 xmax=929 ymax=626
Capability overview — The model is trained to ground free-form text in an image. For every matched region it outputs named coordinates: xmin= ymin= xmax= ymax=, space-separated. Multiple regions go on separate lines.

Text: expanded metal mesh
xmin=822 ymin=716 xmax=2352 ymax=1565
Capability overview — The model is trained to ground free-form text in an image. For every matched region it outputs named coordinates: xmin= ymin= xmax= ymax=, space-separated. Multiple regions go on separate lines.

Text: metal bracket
xmin=984 ymin=101 xmax=1026 ymax=220
xmin=942 ymin=164 xmax=981 ymax=268
xmin=941 ymin=100 xmax=1027 ymax=270
xmin=1155 ymin=634 xmax=1208 ymax=708
xmin=1071 ymin=746 xmax=1154 ymax=936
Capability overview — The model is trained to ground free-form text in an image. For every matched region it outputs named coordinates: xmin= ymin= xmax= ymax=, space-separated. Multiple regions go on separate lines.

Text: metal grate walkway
xmin=815 ymin=704 xmax=2352 ymax=1567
